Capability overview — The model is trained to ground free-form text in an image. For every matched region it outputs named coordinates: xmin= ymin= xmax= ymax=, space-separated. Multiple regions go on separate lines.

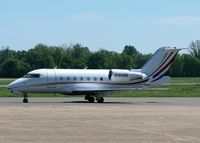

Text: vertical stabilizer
xmin=141 ymin=47 xmax=179 ymax=81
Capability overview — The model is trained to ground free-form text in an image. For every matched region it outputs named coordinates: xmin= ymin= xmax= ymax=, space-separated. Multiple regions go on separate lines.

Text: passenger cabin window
xmin=94 ymin=77 xmax=97 ymax=81
xmin=74 ymin=77 xmax=77 ymax=81
xmin=100 ymin=77 xmax=103 ymax=81
xmin=80 ymin=77 xmax=83 ymax=81
xmin=67 ymin=77 xmax=70 ymax=80
xmin=87 ymin=77 xmax=90 ymax=81
xmin=23 ymin=74 xmax=40 ymax=78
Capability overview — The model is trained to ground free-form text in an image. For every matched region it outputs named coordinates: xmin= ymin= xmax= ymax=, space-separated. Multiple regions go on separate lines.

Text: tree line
xmin=0 ymin=41 xmax=200 ymax=77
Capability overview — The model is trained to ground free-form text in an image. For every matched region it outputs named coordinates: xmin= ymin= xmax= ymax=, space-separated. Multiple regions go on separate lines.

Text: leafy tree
xmin=87 ymin=51 xmax=106 ymax=69
xmin=118 ymin=53 xmax=133 ymax=69
xmin=189 ymin=40 xmax=200 ymax=60
xmin=118 ymin=45 xmax=140 ymax=69
xmin=134 ymin=53 xmax=151 ymax=69
xmin=70 ymin=44 xmax=91 ymax=68
xmin=0 ymin=47 xmax=17 ymax=63
xmin=0 ymin=42 xmax=200 ymax=77
xmin=181 ymin=54 xmax=200 ymax=77
xmin=169 ymin=54 xmax=182 ymax=77
xmin=51 ymin=46 xmax=66 ymax=68
xmin=122 ymin=45 xmax=138 ymax=56
xmin=26 ymin=44 xmax=55 ymax=69
xmin=0 ymin=58 xmax=31 ymax=77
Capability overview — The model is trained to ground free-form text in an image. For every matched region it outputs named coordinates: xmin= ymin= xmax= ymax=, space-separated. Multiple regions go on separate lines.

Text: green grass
xmin=0 ymin=77 xmax=200 ymax=97
xmin=170 ymin=77 xmax=200 ymax=83
xmin=0 ymin=78 xmax=15 ymax=85
xmin=110 ymin=84 xmax=200 ymax=97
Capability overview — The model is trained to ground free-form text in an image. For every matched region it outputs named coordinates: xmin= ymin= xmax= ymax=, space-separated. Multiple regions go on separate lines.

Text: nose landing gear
xmin=23 ymin=93 xmax=28 ymax=103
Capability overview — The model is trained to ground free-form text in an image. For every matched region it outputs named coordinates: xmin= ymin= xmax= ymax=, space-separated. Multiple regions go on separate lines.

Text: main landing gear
xmin=96 ymin=96 xmax=104 ymax=103
xmin=23 ymin=93 xmax=28 ymax=103
xmin=85 ymin=95 xmax=104 ymax=103
xmin=85 ymin=95 xmax=95 ymax=103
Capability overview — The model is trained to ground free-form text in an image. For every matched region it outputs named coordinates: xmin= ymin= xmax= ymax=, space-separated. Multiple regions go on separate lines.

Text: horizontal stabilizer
xmin=150 ymin=76 xmax=170 ymax=86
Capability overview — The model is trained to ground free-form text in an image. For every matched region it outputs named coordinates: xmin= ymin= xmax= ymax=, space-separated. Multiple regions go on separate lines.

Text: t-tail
xmin=141 ymin=47 xmax=180 ymax=86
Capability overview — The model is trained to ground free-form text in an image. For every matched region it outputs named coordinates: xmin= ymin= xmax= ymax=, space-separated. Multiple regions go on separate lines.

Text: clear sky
xmin=0 ymin=0 xmax=200 ymax=53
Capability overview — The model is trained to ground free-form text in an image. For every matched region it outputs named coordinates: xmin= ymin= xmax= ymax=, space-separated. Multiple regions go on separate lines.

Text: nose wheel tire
xmin=23 ymin=93 xmax=28 ymax=103
xmin=23 ymin=98 xmax=28 ymax=103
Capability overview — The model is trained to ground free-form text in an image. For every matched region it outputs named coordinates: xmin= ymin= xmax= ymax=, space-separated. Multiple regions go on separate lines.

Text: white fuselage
xmin=7 ymin=69 xmax=147 ymax=95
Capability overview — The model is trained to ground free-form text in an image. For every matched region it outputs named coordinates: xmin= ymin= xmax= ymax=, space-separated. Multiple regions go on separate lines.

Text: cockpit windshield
xmin=23 ymin=74 xmax=40 ymax=78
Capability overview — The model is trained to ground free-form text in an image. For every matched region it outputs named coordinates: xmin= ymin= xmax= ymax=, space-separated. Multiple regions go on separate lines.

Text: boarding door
xmin=47 ymin=69 xmax=56 ymax=88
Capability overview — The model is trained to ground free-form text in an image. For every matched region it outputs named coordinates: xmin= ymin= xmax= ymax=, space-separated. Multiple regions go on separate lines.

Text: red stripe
xmin=153 ymin=51 xmax=178 ymax=79
xmin=146 ymin=51 xmax=173 ymax=78
xmin=39 ymin=79 xmax=149 ymax=87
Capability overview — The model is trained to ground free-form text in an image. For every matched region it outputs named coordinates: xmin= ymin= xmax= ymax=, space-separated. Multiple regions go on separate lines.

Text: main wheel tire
xmin=96 ymin=97 xmax=104 ymax=103
xmin=23 ymin=98 xmax=28 ymax=103
xmin=85 ymin=95 xmax=90 ymax=100
xmin=88 ymin=97 xmax=95 ymax=103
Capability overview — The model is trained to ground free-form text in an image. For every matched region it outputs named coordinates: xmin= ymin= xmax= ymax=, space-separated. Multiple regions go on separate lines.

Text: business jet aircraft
xmin=7 ymin=47 xmax=179 ymax=103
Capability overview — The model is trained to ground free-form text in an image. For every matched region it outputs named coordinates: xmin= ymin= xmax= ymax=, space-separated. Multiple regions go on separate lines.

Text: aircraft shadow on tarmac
xmin=26 ymin=101 xmax=133 ymax=104
xmin=62 ymin=101 xmax=166 ymax=105
xmin=0 ymin=99 xmax=166 ymax=105
xmin=24 ymin=101 xmax=165 ymax=105
xmin=61 ymin=101 xmax=133 ymax=104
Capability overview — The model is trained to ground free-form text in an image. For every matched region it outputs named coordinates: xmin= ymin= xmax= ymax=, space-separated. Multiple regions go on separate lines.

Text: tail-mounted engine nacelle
xmin=108 ymin=69 xmax=146 ymax=82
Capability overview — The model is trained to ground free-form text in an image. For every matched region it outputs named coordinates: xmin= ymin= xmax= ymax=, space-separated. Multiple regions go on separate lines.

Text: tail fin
xmin=141 ymin=47 xmax=179 ymax=81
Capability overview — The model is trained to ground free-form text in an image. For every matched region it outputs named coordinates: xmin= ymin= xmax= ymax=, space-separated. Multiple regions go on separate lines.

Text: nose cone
xmin=7 ymin=78 xmax=24 ymax=90
xmin=7 ymin=82 xmax=13 ymax=89
xmin=7 ymin=81 xmax=17 ymax=90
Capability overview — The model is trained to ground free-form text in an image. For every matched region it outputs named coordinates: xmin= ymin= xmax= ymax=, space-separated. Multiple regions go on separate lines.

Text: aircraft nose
xmin=7 ymin=79 xmax=24 ymax=90
xmin=7 ymin=82 xmax=16 ymax=90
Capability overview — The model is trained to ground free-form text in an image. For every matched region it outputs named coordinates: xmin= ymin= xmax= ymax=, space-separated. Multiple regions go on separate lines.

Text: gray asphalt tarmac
xmin=0 ymin=97 xmax=200 ymax=143
xmin=0 ymin=97 xmax=200 ymax=106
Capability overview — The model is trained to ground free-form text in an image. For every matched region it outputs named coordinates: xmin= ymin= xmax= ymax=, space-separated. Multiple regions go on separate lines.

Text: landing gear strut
xmin=23 ymin=93 xmax=28 ymax=103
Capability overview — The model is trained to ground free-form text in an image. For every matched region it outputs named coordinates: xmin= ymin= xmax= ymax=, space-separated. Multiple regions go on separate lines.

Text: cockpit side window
xmin=23 ymin=74 xmax=40 ymax=78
